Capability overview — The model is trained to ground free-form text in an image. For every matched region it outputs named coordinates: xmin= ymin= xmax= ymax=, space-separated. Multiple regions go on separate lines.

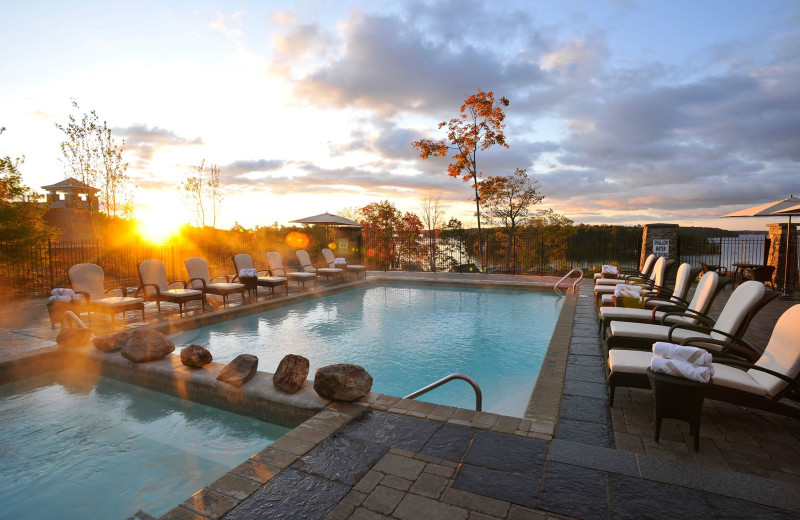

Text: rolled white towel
xmin=614 ymin=284 xmax=642 ymax=297
xmin=601 ymin=264 xmax=619 ymax=275
xmin=651 ymin=356 xmax=714 ymax=383
xmin=51 ymin=287 xmax=76 ymax=298
xmin=238 ymin=268 xmax=257 ymax=278
xmin=334 ymin=257 xmax=347 ymax=265
xmin=653 ymin=342 xmax=713 ymax=367
xmin=48 ymin=295 xmax=72 ymax=303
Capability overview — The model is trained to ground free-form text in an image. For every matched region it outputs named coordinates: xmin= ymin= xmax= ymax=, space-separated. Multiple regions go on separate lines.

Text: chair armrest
xmin=189 ymin=277 xmax=208 ymax=289
xmin=75 ymin=290 xmax=92 ymax=304
xmin=668 ymin=323 xmax=740 ymax=343
xmin=681 ymin=337 xmax=759 ymax=362
xmin=104 ymin=286 xmax=127 ymax=297
xmin=256 ymin=269 xmax=270 ymax=276
xmin=167 ymin=280 xmax=188 ymax=289
xmin=139 ymin=283 xmax=162 ymax=298
xmin=660 ymin=310 xmax=715 ymax=328
xmin=711 ymin=358 xmax=797 ymax=386
xmin=211 ymin=275 xmax=231 ymax=283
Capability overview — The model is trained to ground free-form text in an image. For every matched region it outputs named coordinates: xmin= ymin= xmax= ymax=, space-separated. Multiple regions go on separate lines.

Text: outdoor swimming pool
xmin=171 ymin=284 xmax=563 ymax=415
xmin=0 ymin=370 xmax=289 ymax=519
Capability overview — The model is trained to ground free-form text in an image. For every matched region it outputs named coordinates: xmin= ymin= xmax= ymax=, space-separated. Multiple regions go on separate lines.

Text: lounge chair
xmin=267 ymin=251 xmax=316 ymax=290
xmin=68 ymin=263 xmax=145 ymax=326
xmin=594 ymin=257 xmax=672 ymax=305
xmin=607 ymin=304 xmax=800 ymax=419
xmin=598 ymin=267 xmax=717 ymax=337
xmin=296 ymin=249 xmax=342 ymax=283
xmin=322 ymin=248 xmax=366 ymax=279
xmin=184 ymin=257 xmax=245 ymax=307
xmin=744 ymin=265 xmax=776 ymax=290
xmin=594 ymin=254 xmax=656 ymax=285
xmin=232 ymin=253 xmax=288 ymax=298
xmin=606 ymin=281 xmax=778 ymax=360
xmin=701 ymin=261 xmax=732 ymax=289
xmin=136 ymin=259 xmax=205 ymax=317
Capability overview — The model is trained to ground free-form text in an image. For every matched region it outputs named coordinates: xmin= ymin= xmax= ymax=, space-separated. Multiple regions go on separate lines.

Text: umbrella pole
xmin=784 ymin=215 xmax=792 ymax=296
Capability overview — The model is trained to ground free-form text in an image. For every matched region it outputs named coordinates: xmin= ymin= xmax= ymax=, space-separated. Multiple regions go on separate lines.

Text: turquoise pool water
xmin=172 ymin=284 xmax=563 ymax=416
xmin=0 ymin=370 xmax=288 ymax=519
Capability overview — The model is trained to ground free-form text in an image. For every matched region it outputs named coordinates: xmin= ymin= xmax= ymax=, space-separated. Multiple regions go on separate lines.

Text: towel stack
xmin=334 ymin=257 xmax=347 ymax=265
xmin=650 ymin=342 xmax=714 ymax=383
xmin=48 ymin=288 xmax=83 ymax=303
xmin=239 ymin=268 xmax=257 ymax=278
xmin=601 ymin=264 xmax=619 ymax=276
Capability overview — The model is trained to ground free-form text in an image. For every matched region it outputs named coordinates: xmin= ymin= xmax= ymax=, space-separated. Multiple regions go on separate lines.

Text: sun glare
xmin=135 ymin=210 xmax=181 ymax=243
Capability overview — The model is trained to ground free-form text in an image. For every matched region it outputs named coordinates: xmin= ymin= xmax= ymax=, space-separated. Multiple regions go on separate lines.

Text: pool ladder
xmin=404 ymin=373 xmax=483 ymax=411
xmin=554 ymin=268 xmax=584 ymax=294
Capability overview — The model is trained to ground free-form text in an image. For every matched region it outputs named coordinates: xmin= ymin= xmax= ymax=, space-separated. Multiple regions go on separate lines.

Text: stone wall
xmin=767 ymin=223 xmax=798 ymax=291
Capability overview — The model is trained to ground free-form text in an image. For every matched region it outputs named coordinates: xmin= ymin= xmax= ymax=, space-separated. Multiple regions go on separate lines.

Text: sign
xmin=338 ymin=238 xmax=348 ymax=252
xmin=652 ymin=239 xmax=670 ymax=257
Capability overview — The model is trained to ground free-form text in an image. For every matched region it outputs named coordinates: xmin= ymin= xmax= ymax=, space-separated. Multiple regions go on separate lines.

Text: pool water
xmin=172 ymin=285 xmax=563 ymax=416
xmin=0 ymin=370 xmax=288 ymax=519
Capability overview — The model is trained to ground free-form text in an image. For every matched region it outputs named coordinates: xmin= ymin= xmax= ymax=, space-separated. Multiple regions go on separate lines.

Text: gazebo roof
xmin=41 ymin=177 xmax=99 ymax=193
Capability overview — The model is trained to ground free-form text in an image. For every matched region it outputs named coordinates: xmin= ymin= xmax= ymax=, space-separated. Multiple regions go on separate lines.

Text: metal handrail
xmin=554 ymin=268 xmax=584 ymax=294
xmin=404 ymin=373 xmax=482 ymax=411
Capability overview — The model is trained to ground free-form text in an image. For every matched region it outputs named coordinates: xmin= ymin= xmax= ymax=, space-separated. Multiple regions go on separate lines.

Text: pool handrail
xmin=404 ymin=373 xmax=482 ymax=411
xmin=554 ymin=268 xmax=584 ymax=294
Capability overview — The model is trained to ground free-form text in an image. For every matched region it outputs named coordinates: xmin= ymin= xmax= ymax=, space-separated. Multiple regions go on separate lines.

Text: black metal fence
xmin=362 ymin=232 xmax=644 ymax=276
xmin=3 ymin=231 xmax=797 ymax=300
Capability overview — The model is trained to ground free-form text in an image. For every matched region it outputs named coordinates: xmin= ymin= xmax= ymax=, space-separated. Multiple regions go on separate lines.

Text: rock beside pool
xmin=120 ymin=330 xmax=175 ymax=362
xmin=273 ymin=354 xmax=310 ymax=394
xmin=93 ymin=330 xmax=133 ymax=352
xmin=217 ymin=354 xmax=258 ymax=387
xmin=56 ymin=327 xmax=93 ymax=347
xmin=313 ymin=364 xmax=373 ymax=401
xmin=181 ymin=344 xmax=213 ymax=367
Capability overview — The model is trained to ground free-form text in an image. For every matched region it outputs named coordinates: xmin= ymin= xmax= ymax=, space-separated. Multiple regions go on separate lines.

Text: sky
xmin=1 ymin=0 xmax=799 ymax=235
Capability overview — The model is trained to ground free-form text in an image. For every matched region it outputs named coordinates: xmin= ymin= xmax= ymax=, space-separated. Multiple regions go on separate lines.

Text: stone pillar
xmin=640 ymin=223 xmax=679 ymax=271
xmin=766 ymin=223 xmax=798 ymax=291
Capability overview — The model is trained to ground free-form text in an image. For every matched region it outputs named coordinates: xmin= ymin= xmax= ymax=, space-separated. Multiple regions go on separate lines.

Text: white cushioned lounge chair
xmin=137 ymin=259 xmax=205 ymax=317
xmin=607 ymin=304 xmax=800 ymax=420
xmin=598 ymin=268 xmax=717 ymax=337
xmin=185 ymin=257 xmax=245 ymax=307
xmin=594 ymin=256 xmax=670 ymax=305
xmin=68 ymin=263 xmax=145 ymax=326
xmin=267 ymin=251 xmax=316 ymax=290
xmin=594 ymin=254 xmax=656 ymax=285
xmin=232 ymin=253 xmax=288 ymax=298
xmin=606 ymin=280 xmax=777 ymax=359
xmin=322 ymin=248 xmax=366 ymax=279
xmin=297 ymin=249 xmax=342 ymax=283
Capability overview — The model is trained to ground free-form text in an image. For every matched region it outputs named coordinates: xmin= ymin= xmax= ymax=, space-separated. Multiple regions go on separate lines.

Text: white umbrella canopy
xmin=721 ymin=195 xmax=799 ymax=295
xmin=289 ymin=212 xmax=360 ymax=227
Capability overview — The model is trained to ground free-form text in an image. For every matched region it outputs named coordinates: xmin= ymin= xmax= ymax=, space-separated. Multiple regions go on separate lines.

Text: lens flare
xmin=135 ymin=210 xmax=180 ymax=243
xmin=367 ymin=248 xmax=375 ymax=257
xmin=286 ymin=232 xmax=310 ymax=248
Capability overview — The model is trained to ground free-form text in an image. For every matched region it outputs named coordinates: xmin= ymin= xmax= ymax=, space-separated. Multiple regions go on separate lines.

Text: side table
xmin=239 ymin=276 xmax=258 ymax=300
xmin=46 ymin=300 xmax=85 ymax=330
xmin=646 ymin=368 xmax=711 ymax=451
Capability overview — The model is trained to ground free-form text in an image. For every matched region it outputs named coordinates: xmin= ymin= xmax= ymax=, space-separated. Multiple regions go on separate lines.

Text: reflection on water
xmin=0 ymin=370 xmax=288 ymax=519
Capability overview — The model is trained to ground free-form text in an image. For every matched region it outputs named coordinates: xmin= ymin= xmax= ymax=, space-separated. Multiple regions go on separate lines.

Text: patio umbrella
xmin=721 ymin=195 xmax=800 ymax=295
xmin=290 ymin=212 xmax=360 ymax=245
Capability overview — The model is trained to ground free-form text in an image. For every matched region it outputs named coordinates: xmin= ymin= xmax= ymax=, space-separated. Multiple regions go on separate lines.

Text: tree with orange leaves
xmin=412 ymin=89 xmax=509 ymax=259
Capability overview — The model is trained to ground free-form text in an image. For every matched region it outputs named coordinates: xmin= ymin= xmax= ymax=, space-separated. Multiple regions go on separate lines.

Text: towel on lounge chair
xmin=602 ymin=265 xmax=619 ymax=275
xmin=238 ymin=268 xmax=257 ymax=278
xmin=650 ymin=357 xmax=714 ymax=383
xmin=652 ymin=342 xmax=713 ymax=367
xmin=614 ymin=284 xmax=642 ymax=296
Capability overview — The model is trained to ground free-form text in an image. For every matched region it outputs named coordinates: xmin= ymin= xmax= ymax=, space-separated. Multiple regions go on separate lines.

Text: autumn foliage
xmin=412 ymin=89 xmax=509 ymax=253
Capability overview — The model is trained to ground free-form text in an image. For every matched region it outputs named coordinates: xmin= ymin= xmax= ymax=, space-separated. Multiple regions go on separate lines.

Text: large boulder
xmin=313 ymin=364 xmax=373 ymax=401
xmin=273 ymin=354 xmax=310 ymax=394
xmin=56 ymin=327 xmax=93 ymax=347
xmin=181 ymin=344 xmax=213 ymax=368
xmin=120 ymin=330 xmax=175 ymax=362
xmin=217 ymin=354 xmax=258 ymax=387
xmin=93 ymin=330 xmax=134 ymax=352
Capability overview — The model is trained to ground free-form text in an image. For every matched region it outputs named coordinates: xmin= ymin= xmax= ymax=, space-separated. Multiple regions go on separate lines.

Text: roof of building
xmin=41 ymin=177 xmax=100 ymax=193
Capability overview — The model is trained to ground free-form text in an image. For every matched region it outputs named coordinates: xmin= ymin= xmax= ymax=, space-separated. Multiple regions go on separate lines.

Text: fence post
xmin=48 ymin=239 xmax=54 ymax=291
xmin=540 ymin=235 xmax=545 ymax=275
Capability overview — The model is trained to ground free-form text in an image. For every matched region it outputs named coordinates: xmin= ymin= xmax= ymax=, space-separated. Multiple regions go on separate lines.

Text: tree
xmin=97 ymin=119 xmax=132 ymax=219
xmin=1 ymin=127 xmax=56 ymax=241
xmin=396 ymin=211 xmax=425 ymax=268
xmin=412 ymin=89 xmax=509 ymax=261
xmin=480 ymin=168 xmax=544 ymax=269
xmin=359 ymin=200 xmax=401 ymax=270
xmin=419 ymin=192 xmax=445 ymax=271
xmin=55 ymin=100 xmax=133 ymax=226
xmin=208 ymin=164 xmax=223 ymax=228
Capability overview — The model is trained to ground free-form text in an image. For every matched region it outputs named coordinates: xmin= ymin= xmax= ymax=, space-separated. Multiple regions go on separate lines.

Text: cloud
xmin=210 ymin=11 xmax=244 ymax=39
